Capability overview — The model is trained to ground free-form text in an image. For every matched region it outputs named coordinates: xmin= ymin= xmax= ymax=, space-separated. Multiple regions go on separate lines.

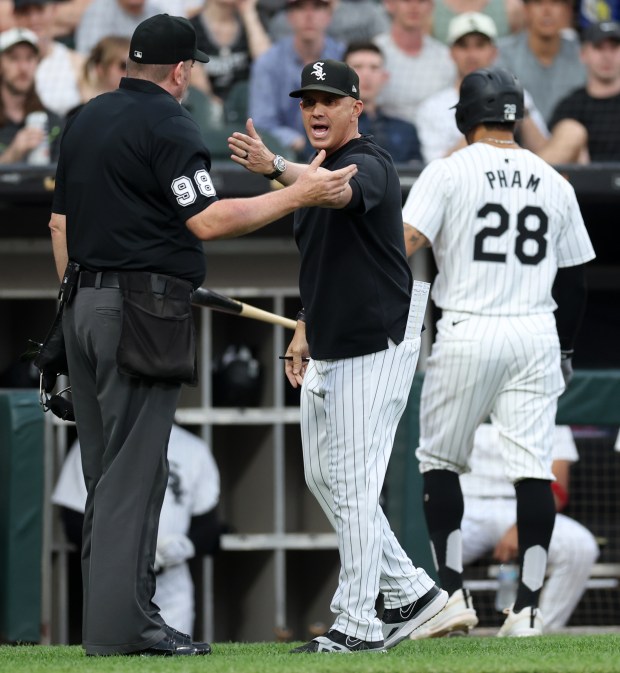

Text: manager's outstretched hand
xmin=293 ymin=150 xmax=356 ymax=208
xmin=228 ymin=118 xmax=274 ymax=175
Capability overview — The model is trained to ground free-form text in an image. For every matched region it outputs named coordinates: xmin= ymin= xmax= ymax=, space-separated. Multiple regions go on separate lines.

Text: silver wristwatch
xmin=265 ymin=154 xmax=286 ymax=180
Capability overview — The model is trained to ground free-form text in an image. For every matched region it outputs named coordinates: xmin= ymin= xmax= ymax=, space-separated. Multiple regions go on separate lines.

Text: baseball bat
xmin=191 ymin=287 xmax=298 ymax=330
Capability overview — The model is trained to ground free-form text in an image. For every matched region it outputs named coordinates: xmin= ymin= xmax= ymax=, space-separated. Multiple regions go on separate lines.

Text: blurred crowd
xmin=0 ymin=0 xmax=619 ymax=166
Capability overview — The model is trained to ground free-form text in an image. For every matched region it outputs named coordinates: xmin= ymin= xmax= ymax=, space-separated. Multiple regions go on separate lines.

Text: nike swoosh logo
xmin=345 ymin=636 xmax=362 ymax=648
xmin=452 ymin=319 xmax=469 ymax=326
xmin=400 ymin=602 xmax=417 ymax=619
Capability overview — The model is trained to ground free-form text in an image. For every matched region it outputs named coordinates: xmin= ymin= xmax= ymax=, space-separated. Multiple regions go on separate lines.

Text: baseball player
xmin=228 ymin=59 xmax=447 ymax=653
xmin=412 ymin=424 xmax=599 ymax=637
xmin=52 ymin=424 xmax=221 ymax=638
xmin=402 ymin=67 xmax=596 ymax=637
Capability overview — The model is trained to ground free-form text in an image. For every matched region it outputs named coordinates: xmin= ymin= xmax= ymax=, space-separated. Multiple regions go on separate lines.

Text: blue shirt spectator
xmin=357 ymin=112 xmax=421 ymax=163
xmin=248 ymin=0 xmax=343 ymax=159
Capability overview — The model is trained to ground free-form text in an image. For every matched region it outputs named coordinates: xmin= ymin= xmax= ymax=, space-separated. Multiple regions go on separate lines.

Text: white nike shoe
xmin=290 ymin=629 xmax=386 ymax=653
xmin=497 ymin=605 xmax=543 ymax=637
xmin=381 ymin=584 xmax=448 ymax=649
xmin=409 ymin=588 xmax=478 ymax=639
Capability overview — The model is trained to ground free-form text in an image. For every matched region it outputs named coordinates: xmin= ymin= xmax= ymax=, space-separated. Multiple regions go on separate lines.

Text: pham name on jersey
xmin=484 ymin=170 xmax=540 ymax=192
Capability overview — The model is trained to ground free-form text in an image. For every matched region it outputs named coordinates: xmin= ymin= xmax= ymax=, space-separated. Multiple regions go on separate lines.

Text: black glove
xmin=560 ymin=349 xmax=574 ymax=388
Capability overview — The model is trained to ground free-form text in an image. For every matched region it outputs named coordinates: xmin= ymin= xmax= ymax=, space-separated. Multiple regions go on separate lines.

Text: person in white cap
xmin=416 ymin=11 xmax=548 ymax=163
xmin=12 ymin=0 xmax=84 ymax=117
xmin=0 ymin=26 xmax=63 ymax=163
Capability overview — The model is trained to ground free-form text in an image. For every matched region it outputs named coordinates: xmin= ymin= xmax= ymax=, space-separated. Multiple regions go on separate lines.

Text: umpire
xmin=49 ymin=14 xmax=356 ymax=657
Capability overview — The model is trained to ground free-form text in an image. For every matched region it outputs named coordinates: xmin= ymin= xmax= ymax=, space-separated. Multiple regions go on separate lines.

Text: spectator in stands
xmin=373 ymin=0 xmax=455 ymax=126
xmin=78 ymin=35 xmax=129 ymax=103
xmin=0 ymin=27 xmax=63 ymax=163
xmin=539 ymin=20 xmax=620 ymax=163
xmin=52 ymin=424 xmax=223 ymax=638
xmin=46 ymin=0 xmax=89 ymax=42
xmin=431 ymin=0 xmax=525 ymax=44
xmin=0 ymin=0 xmax=14 ymax=32
xmin=75 ymin=0 xmax=161 ymax=56
xmin=248 ymin=0 xmax=343 ymax=159
xmin=190 ymin=0 xmax=272 ymax=104
xmin=269 ymin=0 xmax=391 ymax=45
xmin=578 ymin=0 xmax=620 ymax=30
xmin=411 ymin=424 xmax=599 ymax=636
xmin=344 ymin=41 xmax=422 ymax=162
xmin=51 ymin=1 xmax=202 ymax=45
xmin=12 ymin=0 xmax=84 ymax=117
xmin=495 ymin=0 xmax=586 ymax=123
xmin=416 ymin=12 xmax=548 ymax=162
xmin=167 ymin=0 xmax=203 ymax=17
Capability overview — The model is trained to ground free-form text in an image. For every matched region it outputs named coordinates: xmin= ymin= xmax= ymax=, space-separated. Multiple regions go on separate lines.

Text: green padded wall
xmin=0 ymin=390 xmax=44 ymax=643
xmin=387 ymin=370 xmax=620 ymax=579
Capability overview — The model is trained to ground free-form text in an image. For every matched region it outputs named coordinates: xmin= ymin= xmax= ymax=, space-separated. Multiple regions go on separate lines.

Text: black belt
xmin=79 ymin=271 xmax=120 ymax=289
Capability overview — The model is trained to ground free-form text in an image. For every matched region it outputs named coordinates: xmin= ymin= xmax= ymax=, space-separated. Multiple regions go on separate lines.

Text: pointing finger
xmin=246 ymin=118 xmax=260 ymax=139
xmin=309 ymin=149 xmax=326 ymax=170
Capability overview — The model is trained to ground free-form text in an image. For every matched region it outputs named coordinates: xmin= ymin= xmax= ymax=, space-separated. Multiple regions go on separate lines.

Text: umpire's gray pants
xmin=63 ymin=286 xmax=181 ymax=655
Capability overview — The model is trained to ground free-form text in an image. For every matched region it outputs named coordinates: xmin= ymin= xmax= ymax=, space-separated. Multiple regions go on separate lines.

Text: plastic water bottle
xmin=25 ymin=111 xmax=50 ymax=165
xmin=495 ymin=563 xmax=518 ymax=611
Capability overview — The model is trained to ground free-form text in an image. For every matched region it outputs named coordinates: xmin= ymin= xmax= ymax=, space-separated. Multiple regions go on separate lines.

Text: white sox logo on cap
xmin=312 ymin=62 xmax=326 ymax=81
xmin=289 ymin=59 xmax=361 ymax=99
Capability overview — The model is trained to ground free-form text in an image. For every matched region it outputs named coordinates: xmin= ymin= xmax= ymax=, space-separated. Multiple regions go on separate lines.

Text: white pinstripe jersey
xmin=402 ymin=144 xmax=596 ymax=315
xmin=461 ymin=424 xmax=578 ymax=498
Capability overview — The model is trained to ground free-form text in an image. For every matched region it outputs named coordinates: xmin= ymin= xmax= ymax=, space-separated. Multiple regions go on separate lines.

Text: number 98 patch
xmin=171 ymin=169 xmax=216 ymax=206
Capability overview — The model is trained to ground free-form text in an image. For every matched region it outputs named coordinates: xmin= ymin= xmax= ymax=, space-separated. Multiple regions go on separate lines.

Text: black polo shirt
xmin=53 ymin=78 xmax=218 ymax=288
xmin=294 ymin=135 xmax=412 ymax=360
xmin=549 ymin=88 xmax=620 ymax=161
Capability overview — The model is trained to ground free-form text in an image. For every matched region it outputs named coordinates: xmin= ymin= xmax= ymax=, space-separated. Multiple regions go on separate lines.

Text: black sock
xmin=513 ymin=478 xmax=555 ymax=612
xmin=423 ymin=470 xmax=464 ymax=596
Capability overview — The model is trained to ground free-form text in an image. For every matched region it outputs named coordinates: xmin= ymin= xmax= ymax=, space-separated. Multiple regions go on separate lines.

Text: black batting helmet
xmin=454 ymin=67 xmax=524 ymax=135
xmin=212 ymin=344 xmax=263 ymax=407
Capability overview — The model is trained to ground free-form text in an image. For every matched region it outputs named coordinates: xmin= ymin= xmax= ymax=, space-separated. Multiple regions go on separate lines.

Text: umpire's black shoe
xmin=381 ymin=584 xmax=448 ymax=649
xmin=290 ymin=629 xmax=386 ymax=653
xmin=164 ymin=625 xmax=212 ymax=654
xmin=130 ymin=632 xmax=210 ymax=656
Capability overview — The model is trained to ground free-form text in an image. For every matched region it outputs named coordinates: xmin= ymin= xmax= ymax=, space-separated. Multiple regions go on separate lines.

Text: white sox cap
xmin=289 ymin=59 xmax=360 ymax=99
xmin=447 ymin=12 xmax=498 ymax=45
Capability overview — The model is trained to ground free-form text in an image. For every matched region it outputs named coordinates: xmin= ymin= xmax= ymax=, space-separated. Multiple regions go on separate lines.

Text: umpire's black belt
xmin=79 ymin=270 xmax=120 ymax=289
xmin=79 ymin=270 xmax=172 ymax=295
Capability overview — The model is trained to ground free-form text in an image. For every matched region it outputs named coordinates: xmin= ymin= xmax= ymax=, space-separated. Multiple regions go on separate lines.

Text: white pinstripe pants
xmin=300 ymin=336 xmax=435 ymax=641
xmin=417 ymin=312 xmax=565 ymax=482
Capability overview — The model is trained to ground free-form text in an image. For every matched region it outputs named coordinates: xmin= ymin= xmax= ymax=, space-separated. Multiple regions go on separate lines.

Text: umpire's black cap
xmin=129 ymin=14 xmax=209 ymax=65
xmin=289 ymin=60 xmax=360 ymax=99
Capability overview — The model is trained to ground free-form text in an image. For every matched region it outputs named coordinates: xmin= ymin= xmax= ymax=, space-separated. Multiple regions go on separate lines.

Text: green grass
xmin=1 ymin=636 xmax=619 ymax=673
